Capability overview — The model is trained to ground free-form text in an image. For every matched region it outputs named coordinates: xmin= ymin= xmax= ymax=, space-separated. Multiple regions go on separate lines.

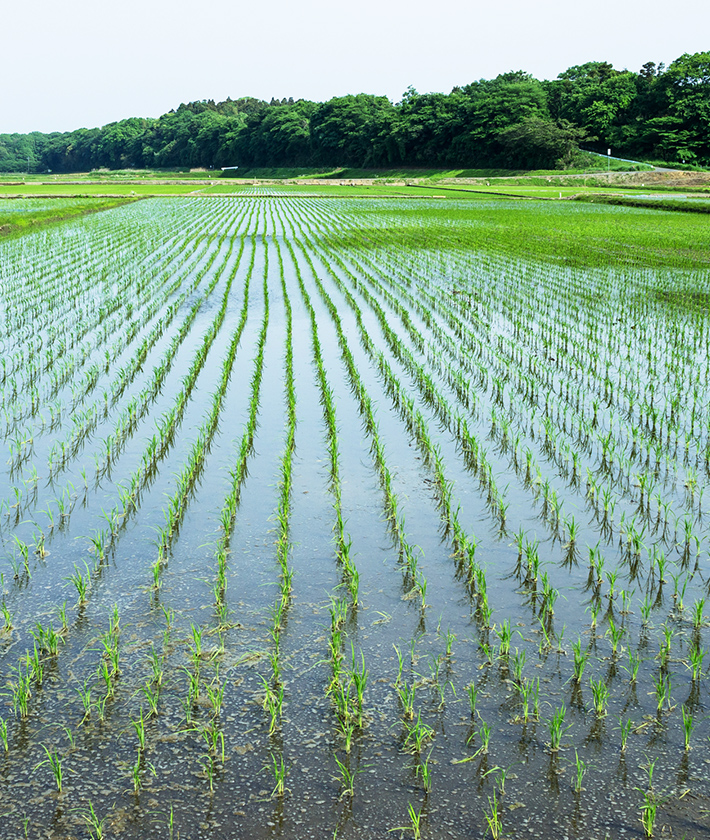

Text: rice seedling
xmin=35 ymin=745 xmax=64 ymax=793
xmin=389 ymin=802 xmax=424 ymax=839
xmin=619 ymin=716 xmax=633 ymax=752
xmin=403 ymin=713 xmax=435 ymax=754
xmin=333 ymin=753 xmax=363 ymax=798
xmin=398 ymin=680 xmax=416 ymax=721
xmin=573 ymin=749 xmax=587 ymax=792
xmin=268 ymin=753 xmax=288 ymax=798
xmin=75 ymin=800 xmax=109 ymax=840
xmin=681 ymin=704 xmax=695 ymax=749
xmin=548 ymin=704 xmax=571 ymax=751
xmin=484 ymin=790 xmax=502 ymax=839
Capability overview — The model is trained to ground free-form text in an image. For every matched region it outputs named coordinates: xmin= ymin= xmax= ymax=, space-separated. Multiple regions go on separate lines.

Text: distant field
xmin=0 ymin=196 xmax=135 ymax=235
xmin=0 ymin=183 xmax=203 ymax=196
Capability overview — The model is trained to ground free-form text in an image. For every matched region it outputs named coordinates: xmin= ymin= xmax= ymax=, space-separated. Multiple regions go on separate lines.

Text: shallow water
xmin=0 ymin=196 xmax=708 ymax=839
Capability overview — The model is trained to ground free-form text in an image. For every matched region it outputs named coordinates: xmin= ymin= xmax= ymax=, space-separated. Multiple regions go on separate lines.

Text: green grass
xmin=0 ymin=183 xmax=202 ymax=196
xmin=0 ymin=196 xmax=135 ymax=236
xmin=325 ymin=197 xmax=710 ymax=270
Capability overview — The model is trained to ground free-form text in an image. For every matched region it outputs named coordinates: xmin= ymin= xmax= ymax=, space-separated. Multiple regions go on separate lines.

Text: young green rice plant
xmin=77 ymin=680 xmax=92 ymax=723
xmin=640 ymin=784 xmax=658 ymax=838
xmin=269 ymin=753 xmax=288 ymax=798
xmin=548 ymin=704 xmax=571 ymax=751
xmin=681 ymin=704 xmax=695 ymax=750
xmin=484 ymin=790 xmax=502 ymax=840
xmin=494 ymin=619 xmax=513 ymax=658
xmin=393 ymin=644 xmax=404 ymax=686
xmin=692 ymin=598 xmax=706 ymax=629
xmin=389 ymin=802 xmax=424 ymax=839
xmin=147 ymin=645 xmax=163 ymax=687
xmin=655 ymin=672 xmax=672 ymax=712
xmin=205 ymin=676 xmax=226 ymax=718
xmin=414 ymin=748 xmax=433 ymax=793
xmin=57 ymin=602 xmax=68 ymax=634
xmin=333 ymin=753 xmax=363 ymax=798
xmin=445 ymin=628 xmax=456 ymax=658
xmin=466 ymin=681 xmax=479 ymax=716
xmin=403 ymin=712 xmax=435 ymax=754
xmin=590 ymin=677 xmax=610 ymax=717
xmin=66 ymin=561 xmax=91 ymax=604
xmin=573 ymin=749 xmax=587 ymax=793
xmin=339 ymin=720 xmax=356 ymax=754
xmin=472 ymin=719 xmax=491 ymax=756
xmin=0 ymin=718 xmax=8 ymax=753
xmin=74 ymin=799 xmax=110 ymax=840
xmin=688 ymin=644 xmax=706 ymax=681
xmin=510 ymin=648 xmax=526 ymax=684
xmin=8 ymin=664 xmax=32 ymax=718
xmin=619 ymin=716 xmax=633 ymax=752
xmin=142 ymin=680 xmax=160 ymax=717
xmin=572 ymin=637 xmax=590 ymax=684
xmin=1 ymin=601 xmax=12 ymax=634
xmin=35 ymin=744 xmax=64 ymax=793
xmin=31 ymin=621 xmax=61 ymax=656
xmin=27 ymin=644 xmax=44 ymax=686
xmin=623 ymin=648 xmax=642 ymax=683
xmin=398 ymin=681 xmax=416 ymax=721
xmin=606 ymin=617 xmax=624 ymax=658
xmin=199 ymin=754 xmax=216 ymax=794
xmin=131 ymin=708 xmax=147 ymax=754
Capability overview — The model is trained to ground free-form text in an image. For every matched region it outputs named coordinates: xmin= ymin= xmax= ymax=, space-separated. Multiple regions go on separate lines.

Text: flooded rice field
xmin=0 ymin=195 xmax=710 ymax=838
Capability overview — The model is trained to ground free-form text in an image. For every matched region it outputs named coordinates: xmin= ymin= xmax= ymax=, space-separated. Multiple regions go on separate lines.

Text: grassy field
xmin=0 ymin=196 xmax=136 ymax=236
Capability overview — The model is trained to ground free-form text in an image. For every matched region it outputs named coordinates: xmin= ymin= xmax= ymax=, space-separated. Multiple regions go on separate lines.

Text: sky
xmin=3 ymin=0 xmax=709 ymax=134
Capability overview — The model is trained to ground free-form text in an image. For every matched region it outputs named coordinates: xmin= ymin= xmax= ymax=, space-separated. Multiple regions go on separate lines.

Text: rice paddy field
xmin=1 ymin=194 xmax=710 ymax=839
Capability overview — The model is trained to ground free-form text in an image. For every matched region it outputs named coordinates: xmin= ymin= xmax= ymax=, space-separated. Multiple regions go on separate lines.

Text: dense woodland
xmin=1 ymin=52 xmax=709 ymax=173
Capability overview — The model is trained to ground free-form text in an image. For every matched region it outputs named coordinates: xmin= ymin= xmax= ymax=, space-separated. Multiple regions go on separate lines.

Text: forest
xmin=1 ymin=51 xmax=709 ymax=173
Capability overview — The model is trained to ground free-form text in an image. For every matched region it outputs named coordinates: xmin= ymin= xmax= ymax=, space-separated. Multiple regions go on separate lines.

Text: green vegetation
xmin=0 ymin=196 xmax=134 ymax=236
xmin=0 ymin=194 xmax=707 ymax=838
xmin=2 ymin=51 xmax=709 ymax=175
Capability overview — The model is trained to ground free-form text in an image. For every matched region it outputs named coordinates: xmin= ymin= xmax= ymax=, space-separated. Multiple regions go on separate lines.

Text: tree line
xmin=1 ymin=52 xmax=708 ymax=174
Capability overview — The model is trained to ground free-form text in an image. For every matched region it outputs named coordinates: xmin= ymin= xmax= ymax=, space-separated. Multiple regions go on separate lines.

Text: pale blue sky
xmin=3 ymin=0 xmax=708 ymax=133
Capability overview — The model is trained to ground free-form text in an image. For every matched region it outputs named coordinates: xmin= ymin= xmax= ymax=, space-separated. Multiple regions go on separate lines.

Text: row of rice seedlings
xmin=337 ymin=206 xmax=705 ymax=624
xmin=0 ymin=231 xmax=255 ymax=730
xmin=285 ymin=229 xmax=358 ymax=599
xmin=270 ymin=212 xmax=374 ymax=774
xmin=1 ymin=199 xmax=233 ymax=435
xmin=278 ymin=224 xmax=422 ymax=605
xmin=0 ymin=207 xmax=216 ymax=421
xmin=297 ymin=201 xmax=710 ymax=744
xmin=172 ymin=221 xmax=268 ymax=793
xmin=271 ymin=230 xmax=297 ymax=614
xmin=153 ymin=230 xmax=251 ymax=578
xmin=44 ymin=233 xmax=230 ymax=483
xmin=291 ymin=215 xmax=483 ymax=607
